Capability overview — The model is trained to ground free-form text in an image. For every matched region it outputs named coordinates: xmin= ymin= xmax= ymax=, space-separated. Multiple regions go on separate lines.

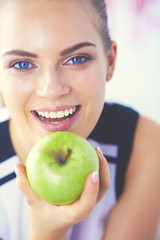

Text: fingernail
xmin=91 ymin=171 xmax=99 ymax=184
xmin=97 ymin=146 xmax=103 ymax=156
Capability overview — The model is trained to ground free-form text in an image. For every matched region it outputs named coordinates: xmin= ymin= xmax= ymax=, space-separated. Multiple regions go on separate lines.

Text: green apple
xmin=26 ymin=131 xmax=99 ymax=205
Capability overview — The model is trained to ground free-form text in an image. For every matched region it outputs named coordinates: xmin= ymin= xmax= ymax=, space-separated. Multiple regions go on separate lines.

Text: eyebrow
xmin=60 ymin=42 xmax=96 ymax=56
xmin=2 ymin=50 xmax=38 ymax=58
xmin=2 ymin=42 xmax=96 ymax=58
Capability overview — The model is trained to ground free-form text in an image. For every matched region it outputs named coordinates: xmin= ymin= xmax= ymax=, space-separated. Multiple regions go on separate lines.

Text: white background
xmin=105 ymin=0 xmax=160 ymax=124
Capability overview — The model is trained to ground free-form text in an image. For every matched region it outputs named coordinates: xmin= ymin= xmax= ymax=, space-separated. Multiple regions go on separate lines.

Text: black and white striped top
xmin=0 ymin=103 xmax=139 ymax=240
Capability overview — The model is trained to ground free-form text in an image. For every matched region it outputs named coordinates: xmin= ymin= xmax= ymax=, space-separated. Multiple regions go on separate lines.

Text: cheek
xmin=1 ymin=75 xmax=33 ymax=111
xmin=71 ymin=71 xmax=106 ymax=138
xmin=74 ymin=66 xmax=106 ymax=100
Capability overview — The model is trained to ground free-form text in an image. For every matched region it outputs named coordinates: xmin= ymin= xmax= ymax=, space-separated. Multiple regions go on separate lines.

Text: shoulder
xmin=125 ymin=114 xmax=160 ymax=194
xmin=131 ymin=115 xmax=160 ymax=160
xmin=104 ymin=116 xmax=160 ymax=239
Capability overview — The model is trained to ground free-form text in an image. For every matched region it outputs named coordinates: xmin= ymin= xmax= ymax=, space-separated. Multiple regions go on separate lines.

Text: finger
xmin=72 ymin=171 xmax=99 ymax=221
xmin=96 ymin=147 xmax=110 ymax=203
xmin=14 ymin=163 xmax=40 ymax=205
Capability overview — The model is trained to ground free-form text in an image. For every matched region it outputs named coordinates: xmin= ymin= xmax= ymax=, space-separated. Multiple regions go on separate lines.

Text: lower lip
xmin=31 ymin=106 xmax=81 ymax=132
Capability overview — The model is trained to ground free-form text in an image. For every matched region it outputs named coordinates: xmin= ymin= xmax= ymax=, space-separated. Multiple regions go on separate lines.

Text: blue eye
xmin=66 ymin=56 xmax=87 ymax=65
xmin=12 ymin=61 xmax=33 ymax=70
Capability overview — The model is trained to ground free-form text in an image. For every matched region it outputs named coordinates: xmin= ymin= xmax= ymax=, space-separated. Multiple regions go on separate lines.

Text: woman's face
xmin=0 ymin=0 xmax=111 ymax=147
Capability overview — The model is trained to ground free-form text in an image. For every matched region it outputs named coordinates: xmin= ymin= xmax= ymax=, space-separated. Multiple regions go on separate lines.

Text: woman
xmin=0 ymin=0 xmax=160 ymax=239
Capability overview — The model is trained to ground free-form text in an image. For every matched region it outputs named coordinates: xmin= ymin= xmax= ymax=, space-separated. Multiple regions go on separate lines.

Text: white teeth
xmin=69 ymin=108 xmax=73 ymax=114
xmin=44 ymin=112 xmax=49 ymax=118
xmin=50 ymin=112 xmax=57 ymax=118
xmin=64 ymin=109 xmax=69 ymax=117
xmin=57 ymin=111 xmax=64 ymax=118
xmin=37 ymin=106 xmax=77 ymax=119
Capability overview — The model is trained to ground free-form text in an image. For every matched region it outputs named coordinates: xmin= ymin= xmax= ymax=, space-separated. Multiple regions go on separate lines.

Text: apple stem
xmin=63 ymin=148 xmax=72 ymax=163
xmin=44 ymin=147 xmax=72 ymax=165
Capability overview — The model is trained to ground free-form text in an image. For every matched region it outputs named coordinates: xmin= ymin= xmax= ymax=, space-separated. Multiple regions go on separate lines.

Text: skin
xmin=0 ymin=1 xmax=160 ymax=240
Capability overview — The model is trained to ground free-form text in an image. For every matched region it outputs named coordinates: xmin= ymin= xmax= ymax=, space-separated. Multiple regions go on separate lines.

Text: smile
xmin=35 ymin=106 xmax=77 ymax=123
xmin=32 ymin=105 xmax=81 ymax=132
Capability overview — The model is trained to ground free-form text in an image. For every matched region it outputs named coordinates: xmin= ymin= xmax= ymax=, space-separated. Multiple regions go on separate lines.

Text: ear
xmin=106 ymin=41 xmax=117 ymax=82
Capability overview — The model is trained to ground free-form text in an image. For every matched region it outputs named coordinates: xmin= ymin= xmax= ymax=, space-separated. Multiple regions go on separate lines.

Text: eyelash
xmin=63 ymin=55 xmax=92 ymax=66
xmin=8 ymin=55 xmax=92 ymax=71
xmin=9 ymin=60 xmax=36 ymax=71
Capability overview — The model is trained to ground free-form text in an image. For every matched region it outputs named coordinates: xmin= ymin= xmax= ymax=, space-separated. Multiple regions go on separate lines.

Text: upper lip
xmin=32 ymin=104 xmax=80 ymax=113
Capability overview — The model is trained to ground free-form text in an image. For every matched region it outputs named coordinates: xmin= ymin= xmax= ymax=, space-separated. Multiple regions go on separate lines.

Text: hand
xmin=15 ymin=147 xmax=110 ymax=240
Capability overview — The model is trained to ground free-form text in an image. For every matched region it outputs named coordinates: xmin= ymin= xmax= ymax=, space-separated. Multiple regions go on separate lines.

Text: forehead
xmin=0 ymin=0 xmax=90 ymax=27
xmin=0 ymin=0 xmax=102 ymax=52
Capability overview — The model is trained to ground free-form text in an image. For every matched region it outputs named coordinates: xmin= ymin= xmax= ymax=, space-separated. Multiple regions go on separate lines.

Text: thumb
xmin=14 ymin=163 xmax=40 ymax=205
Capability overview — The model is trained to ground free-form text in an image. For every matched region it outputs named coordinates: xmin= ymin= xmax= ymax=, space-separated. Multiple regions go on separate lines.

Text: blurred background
xmin=105 ymin=0 xmax=160 ymax=124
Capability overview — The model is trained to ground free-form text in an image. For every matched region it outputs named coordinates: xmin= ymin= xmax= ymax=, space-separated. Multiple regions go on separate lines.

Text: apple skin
xmin=26 ymin=131 xmax=99 ymax=205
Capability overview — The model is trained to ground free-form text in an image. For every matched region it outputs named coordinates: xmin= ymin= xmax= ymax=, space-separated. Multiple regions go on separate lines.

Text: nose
xmin=36 ymin=70 xmax=71 ymax=100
